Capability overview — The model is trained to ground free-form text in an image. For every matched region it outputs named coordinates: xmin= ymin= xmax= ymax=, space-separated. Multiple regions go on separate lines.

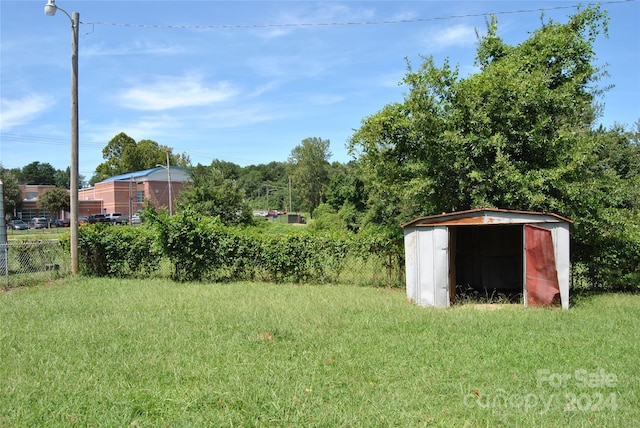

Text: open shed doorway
xmin=403 ymin=209 xmax=570 ymax=309
xmin=450 ymin=225 xmax=524 ymax=304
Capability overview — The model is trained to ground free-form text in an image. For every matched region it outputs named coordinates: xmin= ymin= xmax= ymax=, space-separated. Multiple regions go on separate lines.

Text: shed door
xmin=525 ymin=225 xmax=560 ymax=306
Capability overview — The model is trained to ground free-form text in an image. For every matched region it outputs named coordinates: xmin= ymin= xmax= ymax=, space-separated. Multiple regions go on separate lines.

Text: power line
xmin=0 ymin=133 xmax=99 ymax=149
xmin=82 ymin=0 xmax=636 ymax=30
xmin=0 ymin=133 xmax=265 ymax=169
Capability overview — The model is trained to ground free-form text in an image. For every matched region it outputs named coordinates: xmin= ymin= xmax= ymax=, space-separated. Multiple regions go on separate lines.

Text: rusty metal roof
xmin=401 ymin=208 xmax=572 ymax=228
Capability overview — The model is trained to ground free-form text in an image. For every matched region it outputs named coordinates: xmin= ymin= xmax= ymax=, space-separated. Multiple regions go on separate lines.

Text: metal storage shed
xmin=402 ymin=208 xmax=571 ymax=309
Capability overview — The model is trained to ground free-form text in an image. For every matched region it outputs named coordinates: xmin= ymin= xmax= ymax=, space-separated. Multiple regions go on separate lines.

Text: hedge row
xmin=76 ymin=210 xmax=405 ymax=285
xmin=77 ymin=223 xmax=161 ymax=277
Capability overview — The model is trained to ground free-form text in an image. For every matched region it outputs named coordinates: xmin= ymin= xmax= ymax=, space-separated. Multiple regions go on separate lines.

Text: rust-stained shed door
xmin=525 ymin=225 xmax=560 ymax=306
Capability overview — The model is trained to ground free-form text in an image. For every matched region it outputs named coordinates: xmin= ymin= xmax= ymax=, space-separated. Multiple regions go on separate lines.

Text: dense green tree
xmin=325 ymin=162 xmax=367 ymax=231
xmin=326 ymin=162 xmax=366 ymax=212
xmin=91 ymin=132 xmax=190 ymax=184
xmin=348 ymin=102 xmax=423 ymax=226
xmin=288 ymin=137 xmax=332 ymax=215
xmin=239 ymin=162 xmax=291 ymax=210
xmin=20 ymin=161 xmax=58 ymax=185
xmin=211 ymin=160 xmax=242 ymax=181
xmin=351 ymin=7 xmax=613 ymax=220
xmin=0 ymin=166 xmax=22 ymax=217
xmin=53 ymin=166 xmax=86 ymax=189
xmin=54 ymin=167 xmax=70 ymax=189
xmin=92 ymin=133 xmax=137 ymax=183
xmin=37 ymin=187 xmax=70 ymax=219
xmin=178 ymin=163 xmax=254 ymax=226
xmin=349 ymin=6 xmax=640 ymax=288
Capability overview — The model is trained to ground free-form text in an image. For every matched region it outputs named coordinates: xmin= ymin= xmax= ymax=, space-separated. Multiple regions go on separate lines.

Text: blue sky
xmin=1 ymin=1 xmax=638 ymax=179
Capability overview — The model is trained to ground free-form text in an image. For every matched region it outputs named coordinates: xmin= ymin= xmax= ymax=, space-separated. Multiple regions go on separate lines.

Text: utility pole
xmin=70 ymin=10 xmax=79 ymax=274
xmin=166 ymin=151 xmax=172 ymax=216
xmin=156 ymin=152 xmax=172 ymax=215
xmin=289 ymin=176 xmax=292 ymax=214
xmin=45 ymin=1 xmax=80 ymax=274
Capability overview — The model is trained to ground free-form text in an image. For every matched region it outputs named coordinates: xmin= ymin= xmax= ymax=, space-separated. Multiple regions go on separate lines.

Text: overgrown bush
xmin=586 ymin=220 xmax=640 ymax=292
xmin=259 ymin=233 xmax=323 ymax=283
xmin=78 ymin=224 xmax=161 ymax=277
xmin=355 ymin=226 xmax=405 ymax=285
xmin=212 ymin=227 xmax=262 ymax=281
xmin=153 ymin=209 xmax=227 ymax=281
xmin=73 ymin=210 xmax=405 ymax=285
xmin=151 ymin=210 xmax=405 ymax=284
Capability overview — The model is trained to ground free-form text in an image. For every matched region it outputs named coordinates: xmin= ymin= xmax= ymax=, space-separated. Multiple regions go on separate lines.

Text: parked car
xmin=115 ymin=215 xmax=129 ymax=225
xmin=7 ymin=219 xmax=28 ymax=230
xmin=28 ymin=217 xmax=50 ymax=229
xmin=105 ymin=212 xmax=122 ymax=223
xmin=78 ymin=216 xmax=89 ymax=224
xmin=88 ymin=214 xmax=109 ymax=224
xmin=53 ymin=218 xmax=71 ymax=227
xmin=105 ymin=212 xmax=128 ymax=225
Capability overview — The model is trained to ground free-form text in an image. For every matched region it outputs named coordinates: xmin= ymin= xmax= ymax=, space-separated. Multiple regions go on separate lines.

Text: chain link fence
xmin=1 ymin=240 xmax=70 ymax=288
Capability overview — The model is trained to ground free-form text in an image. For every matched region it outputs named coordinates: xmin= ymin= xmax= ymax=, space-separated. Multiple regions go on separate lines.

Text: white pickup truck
xmin=105 ymin=212 xmax=128 ymax=225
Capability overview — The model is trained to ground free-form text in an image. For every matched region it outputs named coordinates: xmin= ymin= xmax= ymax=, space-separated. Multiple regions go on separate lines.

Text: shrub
xmin=75 ymin=209 xmax=406 ymax=286
xmin=259 ymin=233 xmax=321 ymax=283
xmin=218 ymin=228 xmax=262 ymax=281
xmin=78 ymin=224 xmax=161 ymax=277
xmin=356 ymin=226 xmax=405 ymax=286
xmin=154 ymin=209 xmax=227 ymax=281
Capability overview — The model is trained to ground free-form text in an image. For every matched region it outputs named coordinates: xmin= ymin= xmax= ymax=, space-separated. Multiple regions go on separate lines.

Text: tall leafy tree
xmin=350 ymin=6 xmax=611 ymax=220
xmin=91 ymin=132 xmax=190 ymax=184
xmin=288 ymin=137 xmax=332 ymax=215
xmin=210 ymin=160 xmax=241 ymax=180
xmin=326 ymin=161 xmax=367 ymax=231
xmin=0 ymin=166 xmax=22 ymax=217
xmin=53 ymin=166 xmax=86 ymax=189
xmin=349 ymin=6 xmax=640 ymax=288
xmin=20 ymin=161 xmax=58 ymax=185
xmin=239 ymin=162 xmax=290 ymax=209
xmin=92 ymin=132 xmax=137 ymax=183
xmin=37 ymin=187 xmax=70 ymax=219
xmin=178 ymin=163 xmax=253 ymax=226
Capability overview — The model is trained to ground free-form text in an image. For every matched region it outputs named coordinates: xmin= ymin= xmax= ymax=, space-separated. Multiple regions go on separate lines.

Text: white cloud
xmin=248 ymin=80 xmax=282 ymax=98
xmin=116 ymin=74 xmax=238 ymax=111
xmin=83 ymin=41 xmax=183 ymax=57
xmin=89 ymin=104 xmax=279 ymax=147
xmin=256 ymin=3 xmax=376 ymax=39
xmin=0 ymin=94 xmax=55 ymax=131
xmin=423 ymin=24 xmax=477 ymax=50
xmin=193 ymin=106 xmax=281 ymax=128
xmin=373 ymin=70 xmax=406 ymax=89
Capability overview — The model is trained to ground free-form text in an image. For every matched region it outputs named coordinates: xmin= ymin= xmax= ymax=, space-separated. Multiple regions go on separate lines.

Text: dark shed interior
xmin=451 ymin=225 xmax=523 ymax=302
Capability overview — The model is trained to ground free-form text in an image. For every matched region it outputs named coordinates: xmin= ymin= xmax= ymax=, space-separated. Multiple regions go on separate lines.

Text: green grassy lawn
xmin=5 ymin=227 xmax=66 ymax=241
xmin=1 ymin=278 xmax=638 ymax=427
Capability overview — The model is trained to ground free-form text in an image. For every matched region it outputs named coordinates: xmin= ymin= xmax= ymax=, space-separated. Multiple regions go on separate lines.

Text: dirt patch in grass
xmin=465 ymin=303 xmax=515 ymax=310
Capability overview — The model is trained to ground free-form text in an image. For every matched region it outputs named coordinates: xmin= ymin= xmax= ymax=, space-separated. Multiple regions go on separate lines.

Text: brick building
xmin=79 ymin=166 xmax=190 ymax=217
xmin=16 ymin=166 xmax=190 ymax=221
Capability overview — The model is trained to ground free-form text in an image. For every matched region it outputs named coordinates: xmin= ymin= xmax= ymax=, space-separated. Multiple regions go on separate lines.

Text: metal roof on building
xmin=401 ymin=208 xmax=571 ymax=228
xmin=99 ymin=166 xmax=189 ymax=183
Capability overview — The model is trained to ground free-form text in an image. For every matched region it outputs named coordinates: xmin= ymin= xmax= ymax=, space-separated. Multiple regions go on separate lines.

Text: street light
xmin=45 ymin=0 xmax=80 ymax=275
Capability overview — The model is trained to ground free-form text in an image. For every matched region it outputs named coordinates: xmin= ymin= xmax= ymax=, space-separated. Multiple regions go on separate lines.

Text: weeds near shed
xmin=453 ymin=284 xmax=523 ymax=305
